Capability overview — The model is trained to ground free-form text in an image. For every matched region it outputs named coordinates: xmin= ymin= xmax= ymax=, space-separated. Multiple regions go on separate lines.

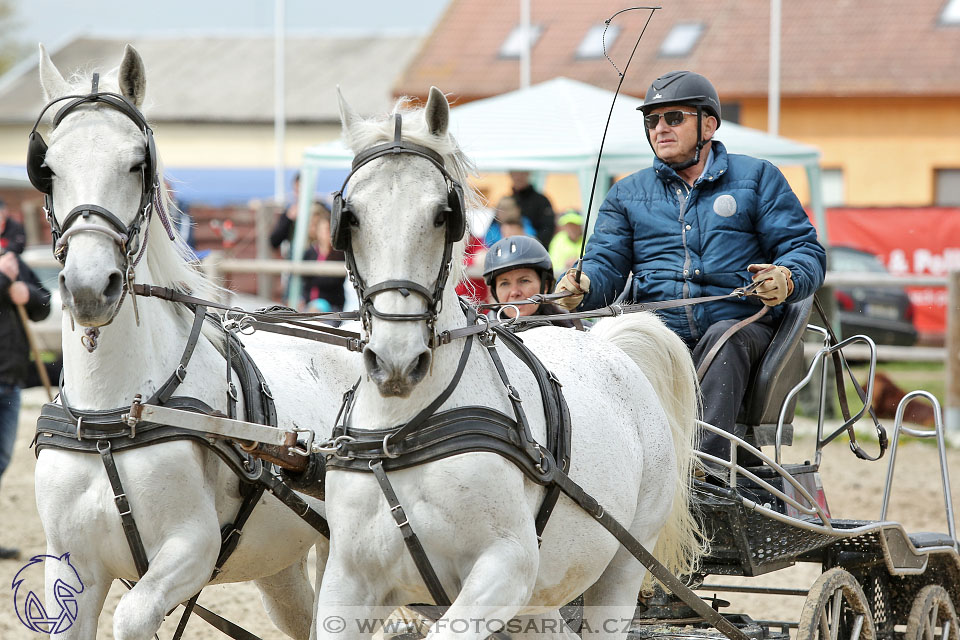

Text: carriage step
xmin=908 ymin=531 xmax=958 ymax=549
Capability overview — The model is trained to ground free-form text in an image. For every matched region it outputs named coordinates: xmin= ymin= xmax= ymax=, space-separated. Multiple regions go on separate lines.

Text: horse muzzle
xmin=60 ymin=264 xmax=124 ymax=327
xmin=363 ymin=344 xmax=432 ymax=397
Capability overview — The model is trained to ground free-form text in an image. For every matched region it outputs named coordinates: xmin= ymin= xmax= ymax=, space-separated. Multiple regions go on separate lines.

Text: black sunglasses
xmin=643 ymin=110 xmax=699 ymax=130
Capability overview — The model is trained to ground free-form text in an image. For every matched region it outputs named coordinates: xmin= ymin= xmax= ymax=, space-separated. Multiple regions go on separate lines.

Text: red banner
xmin=825 ymin=208 xmax=960 ymax=335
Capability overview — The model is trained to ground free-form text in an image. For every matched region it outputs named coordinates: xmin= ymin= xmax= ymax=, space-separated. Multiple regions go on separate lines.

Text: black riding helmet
xmin=483 ymin=235 xmax=554 ymax=302
xmin=638 ymin=71 xmax=721 ymax=171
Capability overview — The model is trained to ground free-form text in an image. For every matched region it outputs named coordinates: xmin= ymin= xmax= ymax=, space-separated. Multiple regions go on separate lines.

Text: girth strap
xmin=371 ymin=460 xmax=452 ymax=607
xmin=98 ymin=441 xmax=150 ymax=578
xmin=258 ymin=472 xmax=330 ymax=538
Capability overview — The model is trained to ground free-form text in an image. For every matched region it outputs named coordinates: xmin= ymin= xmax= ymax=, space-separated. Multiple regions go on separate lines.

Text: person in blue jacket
xmin=555 ymin=70 xmax=826 ymax=462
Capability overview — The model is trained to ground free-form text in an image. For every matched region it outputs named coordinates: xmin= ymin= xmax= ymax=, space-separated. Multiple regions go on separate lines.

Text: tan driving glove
xmin=554 ymin=269 xmax=590 ymax=311
xmin=748 ymin=264 xmax=793 ymax=306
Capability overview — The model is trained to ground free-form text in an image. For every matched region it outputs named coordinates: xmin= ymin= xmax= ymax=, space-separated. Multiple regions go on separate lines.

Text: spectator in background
xmin=0 ymin=199 xmax=25 ymax=255
xmin=302 ymin=200 xmax=346 ymax=313
xmin=269 ymin=172 xmax=301 ymax=254
xmin=510 ymin=170 xmax=555 ymax=247
xmin=548 ymin=210 xmax=585 ymax=272
xmin=0 ymin=248 xmax=51 ymax=559
xmin=484 ymin=196 xmax=535 ymax=247
xmin=455 ymin=206 xmax=493 ymax=305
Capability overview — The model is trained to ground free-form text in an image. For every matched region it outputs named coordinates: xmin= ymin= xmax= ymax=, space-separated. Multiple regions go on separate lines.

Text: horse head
xmin=34 ymin=44 xmax=157 ymax=327
xmin=337 ymin=87 xmax=473 ymax=397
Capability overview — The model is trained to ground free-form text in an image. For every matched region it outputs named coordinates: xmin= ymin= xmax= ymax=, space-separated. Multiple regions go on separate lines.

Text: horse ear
xmin=337 ymin=86 xmax=358 ymax=136
xmin=38 ymin=44 xmax=70 ymax=102
xmin=118 ymin=44 xmax=146 ymax=107
xmin=424 ymin=86 xmax=449 ymax=137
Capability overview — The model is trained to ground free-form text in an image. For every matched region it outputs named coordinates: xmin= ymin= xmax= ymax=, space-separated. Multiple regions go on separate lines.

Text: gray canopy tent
xmin=289 ymin=77 xmax=825 ymax=305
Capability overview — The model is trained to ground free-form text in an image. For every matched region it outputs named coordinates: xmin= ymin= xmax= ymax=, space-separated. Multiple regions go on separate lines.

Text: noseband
xmin=333 ymin=113 xmax=466 ymax=340
xmin=27 ymin=73 xmax=174 ymax=325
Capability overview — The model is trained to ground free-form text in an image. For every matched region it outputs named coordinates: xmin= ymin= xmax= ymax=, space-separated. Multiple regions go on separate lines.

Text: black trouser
xmin=691 ymin=317 xmax=776 ymax=462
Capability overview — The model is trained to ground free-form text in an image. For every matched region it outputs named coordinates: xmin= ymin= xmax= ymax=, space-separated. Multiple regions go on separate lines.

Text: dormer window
xmin=499 ymin=24 xmax=544 ymax=59
xmin=941 ymin=0 xmax=960 ymax=24
xmin=577 ymin=24 xmax=619 ymax=59
xmin=659 ymin=22 xmax=705 ymax=57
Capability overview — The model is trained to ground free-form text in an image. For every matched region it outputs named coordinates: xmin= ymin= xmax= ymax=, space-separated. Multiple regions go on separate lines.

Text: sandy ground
xmin=2 ymin=388 xmax=958 ymax=639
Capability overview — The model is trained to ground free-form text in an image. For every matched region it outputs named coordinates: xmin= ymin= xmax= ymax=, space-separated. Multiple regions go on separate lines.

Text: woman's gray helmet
xmin=638 ymin=70 xmax=721 ymax=170
xmin=483 ymin=235 xmax=554 ymax=302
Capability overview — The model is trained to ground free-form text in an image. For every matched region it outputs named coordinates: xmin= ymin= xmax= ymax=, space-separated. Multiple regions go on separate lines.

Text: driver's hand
xmin=554 ymin=269 xmax=590 ymax=311
xmin=748 ymin=264 xmax=793 ymax=306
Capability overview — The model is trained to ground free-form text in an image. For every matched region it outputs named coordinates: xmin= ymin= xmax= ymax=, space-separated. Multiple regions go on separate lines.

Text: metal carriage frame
xmin=659 ymin=303 xmax=960 ymax=640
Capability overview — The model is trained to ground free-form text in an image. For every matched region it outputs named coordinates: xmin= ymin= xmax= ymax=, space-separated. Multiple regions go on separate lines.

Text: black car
xmin=831 ymin=246 xmax=918 ymax=346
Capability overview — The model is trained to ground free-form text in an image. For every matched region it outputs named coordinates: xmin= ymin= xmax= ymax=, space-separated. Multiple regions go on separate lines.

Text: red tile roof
xmin=395 ymin=0 xmax=960 ymax=103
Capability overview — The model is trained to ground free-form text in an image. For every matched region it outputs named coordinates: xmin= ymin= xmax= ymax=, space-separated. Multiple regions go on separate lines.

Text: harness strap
xmin=171 ymin=480 xmax=268 ymax=638
xmin=172 ymin=595 xmax=200 ymax=640
xmin=153 ymin=305 xmax=207 ymax=405
xmin=695 ymin=306 xmax=769 ymax=381
xmin=379 ymin=335 xmax=474 ymax=449
xmin=259 ymin=472 xmax=330 ymax=538
xmin=98 ymin=441 xmax=150 ymax=578
xmin=548 ymin=471 xmax=749 ymax=640
xmin=225 ymin=324 xmax=238 ymax=420
xmin=214 ymin=484 xmax=265 ymax=579
xmin=188 ymin=604 xmax=263 ymax=640
xmin=479 ymin=334 xmax=533 ymax=449
xmin=133 ymin=284 xmax=360 ymax=323
xmin=245 ymin=319 xmax=364 ymax=352
xmin=370 ymin=460 xmax=452 ymax=607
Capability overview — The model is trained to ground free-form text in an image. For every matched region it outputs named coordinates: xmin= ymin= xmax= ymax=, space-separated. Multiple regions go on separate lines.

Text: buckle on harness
xmin=315 ymin=435 xmax=356 ymax=459
xmin=382 ymin=433 xmax=401 ymax=459
xmin=289 ymin=429 xmax=314 ymax=457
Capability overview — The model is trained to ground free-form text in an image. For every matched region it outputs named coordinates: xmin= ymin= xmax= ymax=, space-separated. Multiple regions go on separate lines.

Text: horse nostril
xmin=409 ymin=351 xmax=431 ymax=384
xmin=103 ymin=270 xmax=123 ymax=300
xmin=364 ymin=348 xmax=384 ymax=376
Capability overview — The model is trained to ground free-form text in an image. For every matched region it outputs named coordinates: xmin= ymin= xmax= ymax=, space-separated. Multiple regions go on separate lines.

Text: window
xmin=576 ymin=24 xmax=618 ymax=59
xmin=822 ymin=168 xmax=845 ymax=207
xmin=935 ymin=169 xmax=960 ymax=205
xmin=719 ymin=102 xmax=740 ymax=124
xmin=499 ymin=24 xmax=544 ymax=59
xmin=659 ymin=23 xmax=704 ymax=57
xmin=940 ymin=0 xmax=960 ymax=25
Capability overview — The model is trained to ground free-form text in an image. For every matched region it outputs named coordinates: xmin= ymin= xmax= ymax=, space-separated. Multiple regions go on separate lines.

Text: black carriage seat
xmin=736 ymin=295 xmax=815 ymax=450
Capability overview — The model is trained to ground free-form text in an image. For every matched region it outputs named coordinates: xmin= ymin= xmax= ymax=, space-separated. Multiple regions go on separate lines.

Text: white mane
xmin=54 ymin=69 xmax=220 ymax=304
xmin=342 ymin=97 xmax=481 ymax=287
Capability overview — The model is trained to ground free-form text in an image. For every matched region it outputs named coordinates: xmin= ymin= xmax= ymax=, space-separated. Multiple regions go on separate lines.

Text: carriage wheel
xmin=905 ymin=585 xmax=960 ymax=640
xmin=798 ymin=568 xmax=876 ymax=640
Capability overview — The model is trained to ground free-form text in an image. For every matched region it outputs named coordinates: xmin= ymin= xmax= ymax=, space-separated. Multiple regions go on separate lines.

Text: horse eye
xmin=129 ymin=163 xmax=145 ymax=173
xmin=347 ymin=212 xmax=359 ymax=227
xmin=433 ymin=209 xmax=447 ymax=227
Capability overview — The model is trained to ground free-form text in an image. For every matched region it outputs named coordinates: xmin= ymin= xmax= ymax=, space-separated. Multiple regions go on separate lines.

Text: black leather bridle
xmin=26 ymin=73 xmax=174 ymax=324
xmin=332 ymin=113 xmax=466 ymax=340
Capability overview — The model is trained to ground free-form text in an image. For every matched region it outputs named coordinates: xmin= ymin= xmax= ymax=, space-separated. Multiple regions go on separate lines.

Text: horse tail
xmin=590 ymin=312 xmax=705 ymax=577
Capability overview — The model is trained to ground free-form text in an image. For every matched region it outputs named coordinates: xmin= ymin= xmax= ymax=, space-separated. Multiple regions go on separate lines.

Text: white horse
xmin=33 ymin=45 xmax=357 ymax=640
xmin=313 ymin=88 xmax=702 ymax=639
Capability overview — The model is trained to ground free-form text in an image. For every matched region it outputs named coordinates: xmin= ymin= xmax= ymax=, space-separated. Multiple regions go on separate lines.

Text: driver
xmin=483 ymin=235 xmax=579 ymax=330
xmin=554 ymin=70 xmax=825 ymax=462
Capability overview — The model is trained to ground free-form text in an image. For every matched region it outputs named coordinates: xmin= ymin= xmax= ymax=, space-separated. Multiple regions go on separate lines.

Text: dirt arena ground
xmin=2 ymin=388 xmax=958 ymax=639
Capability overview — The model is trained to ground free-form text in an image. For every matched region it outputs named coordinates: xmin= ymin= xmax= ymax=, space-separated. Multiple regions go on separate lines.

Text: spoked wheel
xmin=798 ymin=568 xmax=876 ymax=640
xmin=905 ymin=585 xmax=960 ymax=640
